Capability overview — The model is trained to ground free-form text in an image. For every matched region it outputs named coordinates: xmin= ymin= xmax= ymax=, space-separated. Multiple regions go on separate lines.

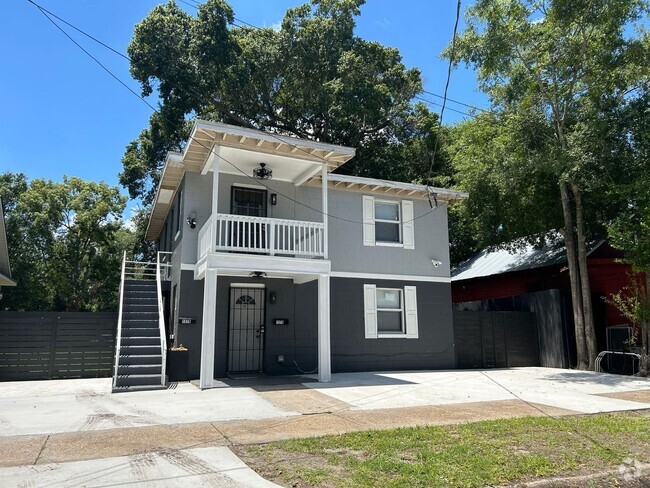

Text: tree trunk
xmin=560 ymin=181 xmax=589 ymax=369
xmin=571 ymin=182 xmax=598 ymax=369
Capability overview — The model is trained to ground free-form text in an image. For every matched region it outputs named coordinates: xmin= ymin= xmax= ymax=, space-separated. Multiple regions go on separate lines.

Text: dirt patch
xmin=597 ymin=389 xmax=650 ymax=405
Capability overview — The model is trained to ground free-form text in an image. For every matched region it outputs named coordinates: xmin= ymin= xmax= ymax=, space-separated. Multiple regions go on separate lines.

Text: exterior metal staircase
xmin=113 ymin=252 xmax=171 ymax=392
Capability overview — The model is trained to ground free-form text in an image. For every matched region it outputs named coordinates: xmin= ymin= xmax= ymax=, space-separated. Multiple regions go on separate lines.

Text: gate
xmin=454 ymin=311 xmax=539 ymax=369
xmin=0 ymin=312 xmax=116 ymax=381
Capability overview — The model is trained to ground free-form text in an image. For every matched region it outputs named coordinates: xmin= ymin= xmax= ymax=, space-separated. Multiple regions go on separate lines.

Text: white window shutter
xmin=362 ymin=195 xmax=375 ymax=246
xmin=404 ymin=286 xmax=419 ymax=338
xmin=402 ymin=200 xmax=415 ymax=250
xmin=363 ymin=284 xmax=377 ymax=339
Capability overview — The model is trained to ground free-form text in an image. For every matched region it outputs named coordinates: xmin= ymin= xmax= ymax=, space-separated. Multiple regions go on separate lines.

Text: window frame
xmin=373 ymin=199 xmax=402 ymax=247
xmin=375 ymin=287 xmax=405 ymax=336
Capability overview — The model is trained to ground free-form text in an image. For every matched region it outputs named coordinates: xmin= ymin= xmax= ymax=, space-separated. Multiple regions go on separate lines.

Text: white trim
xmin=174 ymin=230 xmax=181 ymax=241
xmin=376 ymin=287 xmax=405 ymax=335
xmin=318 ymin=275 xmax=331 ymax=382
xmin=231 ymin=182 xmax=267 ymax=190
xmin=230 ymin=283 xmax=265 ymax=288
xmin=331 ymin=271 xmax=450 ymax=283
xmin=375 ymin=242 xmax=404 ymax=248
xmin=377 ymin=333 xmax=411 ymax=339
xmin=181 ymin=263 xmax=195 ymax=271
xmin=327 ymin=173 xmax=469 ymax=200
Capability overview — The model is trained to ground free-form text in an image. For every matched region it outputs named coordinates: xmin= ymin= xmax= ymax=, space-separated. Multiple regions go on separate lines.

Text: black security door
xmin=227 ymin=287 xmax=265 ymax=373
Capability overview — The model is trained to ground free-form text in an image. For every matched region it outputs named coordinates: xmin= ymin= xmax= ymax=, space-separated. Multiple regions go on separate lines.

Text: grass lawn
xmin=236 ymin=411 xmax=650 ymax=487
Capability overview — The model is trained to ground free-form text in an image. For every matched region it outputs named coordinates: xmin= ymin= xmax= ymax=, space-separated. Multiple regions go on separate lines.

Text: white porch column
xmin=317 ymin=274 xmax=331 ymax=382
xmin=199 ymin=268 xmax=217 ymax=389
xmin=321 ymin=164 xmax=328 ymax=259
xmin=210 ymin=146 xmax=220 ymax=252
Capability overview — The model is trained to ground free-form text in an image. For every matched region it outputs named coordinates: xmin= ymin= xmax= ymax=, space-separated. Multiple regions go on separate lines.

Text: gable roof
xmin=452 ymin=235 xmax=605 ymax=282
xmin=0 ymin=198 xmax=16 ymax=287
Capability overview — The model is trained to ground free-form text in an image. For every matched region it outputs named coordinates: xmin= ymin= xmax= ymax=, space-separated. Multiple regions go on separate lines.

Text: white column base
xmin=199 ymin=269 xmax=218 ymax=389
xmin=317 ymin=274 xmax=331 ymax=382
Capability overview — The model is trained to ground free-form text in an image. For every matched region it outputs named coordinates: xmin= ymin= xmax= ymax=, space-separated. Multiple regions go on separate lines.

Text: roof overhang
xmin=0 ymin=273 xmax=16 ymax=287
xmin=309 ymin=174 xmax=469 ymax=202
xmin=146 ymin=121 xmax=357 ymax=241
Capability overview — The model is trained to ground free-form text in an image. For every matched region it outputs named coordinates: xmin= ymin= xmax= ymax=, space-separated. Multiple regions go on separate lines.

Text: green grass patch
xmin=238 ymin=412 xmax=650 ymax=487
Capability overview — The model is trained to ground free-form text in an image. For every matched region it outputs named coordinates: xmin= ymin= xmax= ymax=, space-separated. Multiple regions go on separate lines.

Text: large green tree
xmin=450 ymin=0 xmax=649 ymax=369
xmin=121 ymin=0 xmax=449 ymax=204
xmin=0 ymin=174 xmax=135 ymax=312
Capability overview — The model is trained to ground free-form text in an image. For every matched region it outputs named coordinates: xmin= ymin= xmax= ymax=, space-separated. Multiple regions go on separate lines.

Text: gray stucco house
xmin=114 ymin=121 xmax=467 ymax=390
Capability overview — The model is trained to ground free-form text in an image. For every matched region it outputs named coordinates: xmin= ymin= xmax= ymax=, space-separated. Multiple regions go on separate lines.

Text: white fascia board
xmin=327 ymin=174 xmax=469 ymax=201
xmin=294 ymin=165 xmax=324 ymax=186
xmin=194 ymin=120 xmax=356 ymax=158
xmin=206 ymin=252 xmax=331 ymax=276
xmin=330 ymin=271 xmax=451 ymax=283
xmin=0 ymin=272 xmax=16 ymax=286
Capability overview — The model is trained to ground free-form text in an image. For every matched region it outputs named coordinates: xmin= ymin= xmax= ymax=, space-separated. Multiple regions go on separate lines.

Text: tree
xmin=0 ymin=174 xmax=135 ymax=312
xmin=121 ymin=0 xmax=433 ymax=204
xmin=449 ymin=0 xmax=649 ymax=369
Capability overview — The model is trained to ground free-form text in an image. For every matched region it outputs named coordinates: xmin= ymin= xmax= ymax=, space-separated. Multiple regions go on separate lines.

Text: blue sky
xmin=1 ymin=1 xmax=486 ymax=216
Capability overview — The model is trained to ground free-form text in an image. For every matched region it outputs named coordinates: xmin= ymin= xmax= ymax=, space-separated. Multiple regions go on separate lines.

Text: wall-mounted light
xmin=186 ymin=212 xmax=197 ymax=229
xmin=269 ymin=291 xmax=277 ymax=304
xmin=270 ymin=193 xmax=278 ymax=206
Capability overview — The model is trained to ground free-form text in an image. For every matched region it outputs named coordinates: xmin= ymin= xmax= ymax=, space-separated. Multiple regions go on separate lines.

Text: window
xmin=362 ymin=196 xmax=415 ymax=249
xmin=374 ymin=202 xmax=401 ymax=243
xmin=174 ymin=189 xmax=183 ymax=239
xmin=376 ymin=288 xmax=403 ymax=333
xmin=364 ymin=284 xmax=419 ymax=339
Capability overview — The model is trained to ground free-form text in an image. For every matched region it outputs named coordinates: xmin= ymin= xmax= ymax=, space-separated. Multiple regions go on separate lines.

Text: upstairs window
xmin=374 ymin=202 xmax=401 ymax=243
xmin=362 ymin=196 xmax=415 ymax=249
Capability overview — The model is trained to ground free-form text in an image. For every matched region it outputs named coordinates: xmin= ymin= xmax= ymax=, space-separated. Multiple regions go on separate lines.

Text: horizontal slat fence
xmin=0 ymin=312 xmax=117 ymax=381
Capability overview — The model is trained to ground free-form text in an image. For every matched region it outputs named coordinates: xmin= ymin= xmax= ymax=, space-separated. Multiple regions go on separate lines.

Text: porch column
xmin=210 ymin=146 xmax=220 ymax=252
xmin=317 ymin=274 xmax=331 ymax=382
xmin=321 ymin=164 xmax=329 ymax=259
xmin=199 ymin=268 xmax=217 ymax=389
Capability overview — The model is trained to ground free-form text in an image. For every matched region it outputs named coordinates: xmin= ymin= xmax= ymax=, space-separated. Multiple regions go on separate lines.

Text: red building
xmin=452 ymin=239 xmax=642 ymax=369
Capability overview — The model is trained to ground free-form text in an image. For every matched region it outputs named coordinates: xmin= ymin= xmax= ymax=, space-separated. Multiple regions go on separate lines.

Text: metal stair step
xmin=122 ymin=313 xmax=159 ymax=322
xmin=113 ymin=384 xmax=168 ymax=393
xmin=114 ymin=374 xmax=163 ymax=387
xmin=121 ymin=327 xmax=160 ymax=337
xmin=121 ymin=337 xmax=161 ymax=346
xmin=118 ymin=364 xmax=162 ymax=375
xmin=119 ymin=345 xmax=162 ymax=355
xmin=118 ymin=354 xmax=162 ymax=365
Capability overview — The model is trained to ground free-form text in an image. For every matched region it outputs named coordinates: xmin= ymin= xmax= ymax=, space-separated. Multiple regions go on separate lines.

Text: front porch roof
xmin=146 ymin=121 xmax=356 ymax=241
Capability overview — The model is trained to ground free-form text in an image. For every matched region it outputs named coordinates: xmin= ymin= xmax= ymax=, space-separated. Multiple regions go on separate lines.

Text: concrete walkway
xmin=1 ymin=368 xmax=649 ymax=486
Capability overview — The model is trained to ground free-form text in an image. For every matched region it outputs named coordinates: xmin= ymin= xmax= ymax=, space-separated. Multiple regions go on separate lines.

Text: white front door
xmin=227 ymin=287 xmax=265 ymax=373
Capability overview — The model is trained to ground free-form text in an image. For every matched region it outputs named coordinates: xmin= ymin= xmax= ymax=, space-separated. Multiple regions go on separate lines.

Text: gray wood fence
xmin=0 ymin=312 xmax=117 ymax=381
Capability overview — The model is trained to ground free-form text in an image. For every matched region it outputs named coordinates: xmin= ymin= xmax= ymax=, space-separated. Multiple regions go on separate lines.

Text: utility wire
xmin=27 ymin=0 xmax=446 ymax=227
xmin=426 ymin=0 xmax=462 ymax=209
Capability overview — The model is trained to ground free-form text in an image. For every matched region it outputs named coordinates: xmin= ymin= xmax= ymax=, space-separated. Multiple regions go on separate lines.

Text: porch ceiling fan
xmin=253 ymin=163 xmax=273 ymax=180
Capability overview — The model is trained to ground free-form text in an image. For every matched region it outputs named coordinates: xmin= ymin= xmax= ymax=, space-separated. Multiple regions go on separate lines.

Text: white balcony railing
xmin=197 ymin=213 xmax=326 ymax=259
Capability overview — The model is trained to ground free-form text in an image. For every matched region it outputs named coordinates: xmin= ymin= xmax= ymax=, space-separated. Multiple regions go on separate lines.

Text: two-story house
xmin=113 ymin=120 xmax=467 ymax=390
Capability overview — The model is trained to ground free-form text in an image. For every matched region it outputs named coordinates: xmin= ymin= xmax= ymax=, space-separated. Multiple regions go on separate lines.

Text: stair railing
xmin=156 ymin=251 xmax=170 ymax=386
xmin=113 ymin=251 xmax=127 ymax=389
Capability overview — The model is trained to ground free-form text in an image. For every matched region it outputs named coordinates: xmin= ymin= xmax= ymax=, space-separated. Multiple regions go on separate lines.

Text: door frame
xmin=226 ymin=285 xmax=266 ymax=374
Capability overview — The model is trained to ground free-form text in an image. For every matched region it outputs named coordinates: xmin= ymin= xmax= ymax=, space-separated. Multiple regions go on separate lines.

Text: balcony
xmin=198 ymin=213 xmax=326 ymax=260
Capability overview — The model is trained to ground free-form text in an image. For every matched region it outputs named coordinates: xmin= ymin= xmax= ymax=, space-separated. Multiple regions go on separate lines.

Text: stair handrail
xmin=113 ymin=251 xmax=127 ymax=389
xmin=156 ymin=251 xmax=168 ymax=386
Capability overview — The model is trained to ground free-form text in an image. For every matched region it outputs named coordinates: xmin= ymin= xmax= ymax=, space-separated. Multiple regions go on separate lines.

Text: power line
xmin=414 ymin=95 xmax=472 ymax=119
xmin=421 ymin=89 xmax=489 ymax=113
xmin=26 ymin=0 xmax=442 ymax=227
xmin=426 ymin=0 xmax=462 ymax=209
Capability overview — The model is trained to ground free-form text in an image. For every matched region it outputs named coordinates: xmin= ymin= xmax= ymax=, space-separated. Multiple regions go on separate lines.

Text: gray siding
xmin=327 ymin=190 xmax=451 ymax=277
xmin=175 ymin=273 xmax=455 ymax=379
xmin=175 ymin=171 xmax=451 ymax=278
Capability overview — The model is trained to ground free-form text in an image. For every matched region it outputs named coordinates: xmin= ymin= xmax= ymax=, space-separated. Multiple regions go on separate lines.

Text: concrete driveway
xmin=1 ymin=368 xmax=649 ymax=487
